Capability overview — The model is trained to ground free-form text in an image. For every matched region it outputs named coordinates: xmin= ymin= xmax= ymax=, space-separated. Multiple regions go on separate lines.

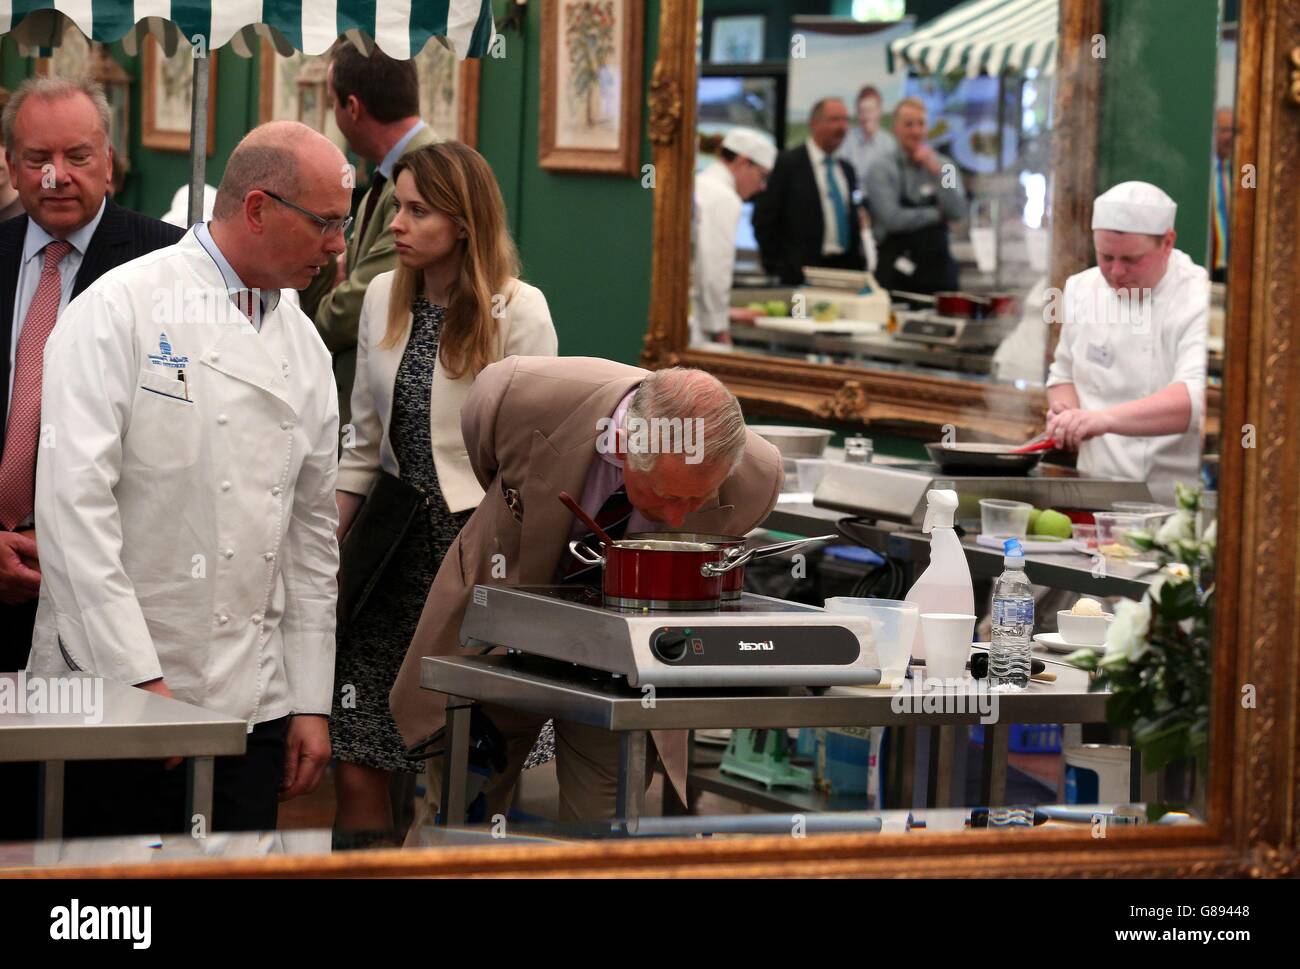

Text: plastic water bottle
xmin=989 ymin=538 xmax=1034 ymax=690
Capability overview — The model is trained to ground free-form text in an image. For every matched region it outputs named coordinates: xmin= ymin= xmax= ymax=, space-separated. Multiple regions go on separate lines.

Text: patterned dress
xmin=331 ymin=298 xmax=472 ymax=772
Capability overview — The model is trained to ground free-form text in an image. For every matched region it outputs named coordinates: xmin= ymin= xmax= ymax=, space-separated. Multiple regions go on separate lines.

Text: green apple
xmin=1026 ymin=508 xmax=1042 ymax=533
xmin=1032 ymin=508 xmax=1073 ymax=539
xmin=747 ymin=302 xmax=767 ymax=313
xmin=765 ymin=300 xmax=788 ymax=318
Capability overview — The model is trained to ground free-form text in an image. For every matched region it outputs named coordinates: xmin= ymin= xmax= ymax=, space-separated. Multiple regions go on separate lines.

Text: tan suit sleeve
xmin=461 ymin=356 xmax=523 ymax=492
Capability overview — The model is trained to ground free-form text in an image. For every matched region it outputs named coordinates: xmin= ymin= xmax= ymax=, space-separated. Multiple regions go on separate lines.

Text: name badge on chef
xmin=1086 ymin=341 xmax=1115 ymax=369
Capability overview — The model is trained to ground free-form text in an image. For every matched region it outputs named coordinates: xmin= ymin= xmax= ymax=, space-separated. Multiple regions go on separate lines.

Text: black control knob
xmin=653 ymin=631 xmax=689 ymax=663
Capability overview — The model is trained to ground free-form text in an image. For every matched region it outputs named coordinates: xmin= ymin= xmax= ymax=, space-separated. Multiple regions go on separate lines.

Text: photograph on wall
xmin=709 ymin=15 xmax=765 ymax=64
xmin=141 ymin=34 xmax=216 ymax=154
xmin=539 ymin=0 xmax=643 ymax=175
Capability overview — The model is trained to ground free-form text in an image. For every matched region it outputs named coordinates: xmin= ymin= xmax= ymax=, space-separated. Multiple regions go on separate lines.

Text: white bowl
xmin=1057 ymin=610 xmax=1114 ymax=646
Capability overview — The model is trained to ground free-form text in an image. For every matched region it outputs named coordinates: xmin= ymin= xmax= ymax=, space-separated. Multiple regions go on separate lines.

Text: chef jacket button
xmin=222 ymin=548 xmax=234 ymax=559
xmin=217 ymin=614 xmax=229 ymax=625
xmin=271 ymin=485 xmax=283 ymax=496
xmin=220 ymin=480 xmax=231 ymax=492
xmin=210 ymin=352 xmax=220 ymax=362
xmin=280 ymin=420 xmax=293 ymax=430
xmin=250 ymin=613 xmax=263 ymax=625
xmin=217 ymin=414 xmax=229 ymax=425
xmin=263 ymin=551 xmax=274 ymax=561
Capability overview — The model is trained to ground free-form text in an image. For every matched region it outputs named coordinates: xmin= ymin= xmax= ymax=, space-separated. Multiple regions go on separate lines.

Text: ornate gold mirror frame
xmin=20 ymin=0 xmax=1299 ymax=879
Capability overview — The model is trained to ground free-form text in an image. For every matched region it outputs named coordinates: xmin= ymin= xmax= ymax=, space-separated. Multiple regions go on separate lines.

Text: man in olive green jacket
xmin=299 ymin=42 xmax=437 ymax=429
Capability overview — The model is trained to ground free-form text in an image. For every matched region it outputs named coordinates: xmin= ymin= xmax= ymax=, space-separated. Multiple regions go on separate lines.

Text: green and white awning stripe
xmin=888 ymin=0 xmax=1058 ymax=78
xmin=0 ymin=0 xmax=496 ymax=59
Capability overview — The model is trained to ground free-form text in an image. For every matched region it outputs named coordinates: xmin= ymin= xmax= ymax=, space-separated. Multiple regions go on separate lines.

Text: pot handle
xmin=701 ymin=534 xmax=837 ymax=576
xmin=568 ymin=540 xmax=605 ymax=568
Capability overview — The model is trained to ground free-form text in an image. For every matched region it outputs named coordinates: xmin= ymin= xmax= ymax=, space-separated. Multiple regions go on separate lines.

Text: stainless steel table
xmin=0 ymin=672 xmax=247 ymax=839
xmin=765 ymin=500 xmax=1155 ymax=600
xmin=421 ymin=653 xmax=1111 ymax=825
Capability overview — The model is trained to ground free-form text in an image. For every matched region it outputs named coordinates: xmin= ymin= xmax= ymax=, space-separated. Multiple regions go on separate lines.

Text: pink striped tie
xmin=0 ymin=240 xmax=74 ymax=530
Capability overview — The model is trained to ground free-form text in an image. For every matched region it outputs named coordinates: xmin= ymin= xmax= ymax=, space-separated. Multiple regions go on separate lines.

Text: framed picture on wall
xmin=141 ymin=34 xmax=216 ymax=155
xmin=539 ymin=0 xmax=644 ymax=176
xmin=709 ymin=15 xmax=765 ymax=64
xmin=257 ymin=42 xmax=348 ymax=152
xmin=415 ymin=37 xmax=481 ymax=148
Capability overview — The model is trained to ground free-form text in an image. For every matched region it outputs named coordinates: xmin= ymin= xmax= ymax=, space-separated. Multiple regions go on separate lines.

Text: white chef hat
xmin=1091 ymin=181 xmax=1177 ymax=235
xmin=721 ymin=127 xmax=777 ymax=171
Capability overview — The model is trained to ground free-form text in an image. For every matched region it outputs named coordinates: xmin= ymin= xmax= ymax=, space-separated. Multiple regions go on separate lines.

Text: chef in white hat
xmin=1045 ymin=181 xmax=1209 ymax=504
xmin=690 ymin=127 xmax=777 ymax=345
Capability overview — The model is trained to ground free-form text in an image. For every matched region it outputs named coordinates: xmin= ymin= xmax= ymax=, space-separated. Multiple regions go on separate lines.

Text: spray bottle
xmin=904 ymin=489 xmax=974 ymax=661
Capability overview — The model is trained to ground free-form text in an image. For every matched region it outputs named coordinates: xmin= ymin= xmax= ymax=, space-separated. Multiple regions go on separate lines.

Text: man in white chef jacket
xmin=30 ymin=121 xmax=349 ymax=836
xmin=689 ymin=128 xmax=776 ymax=347
xmin=1045 ymin=181 xmax=1209 ymax=505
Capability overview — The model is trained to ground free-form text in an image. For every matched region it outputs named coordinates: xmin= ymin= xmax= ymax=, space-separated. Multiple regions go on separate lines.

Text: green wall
xmin=1096 ymin=0 xmax=1220 ymax=267
xmin=476 ymin=0 xmax=659 ymax=363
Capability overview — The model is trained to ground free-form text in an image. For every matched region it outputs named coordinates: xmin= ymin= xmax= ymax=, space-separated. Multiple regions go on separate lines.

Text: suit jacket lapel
xmin=0 ymin=215 xmax=26 ymax=451
xmin=72 ymin=201 xmax=131 ymax=301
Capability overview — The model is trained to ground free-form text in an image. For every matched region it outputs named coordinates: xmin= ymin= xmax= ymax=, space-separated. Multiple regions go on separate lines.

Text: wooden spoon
xmin=558 ymin=491 xmax=615 ymax=547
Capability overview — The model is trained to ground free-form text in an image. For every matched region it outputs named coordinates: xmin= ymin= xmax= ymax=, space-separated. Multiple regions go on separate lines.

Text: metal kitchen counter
xmin=0 ymin=672 xmax=247 ymax=840
xmin=422 ymin=653 xmax=1111 ymax=825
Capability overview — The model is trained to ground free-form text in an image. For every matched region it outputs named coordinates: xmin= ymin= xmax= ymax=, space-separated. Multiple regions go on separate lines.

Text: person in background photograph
xmin=331 ymin=141 xmax=556 ymax=834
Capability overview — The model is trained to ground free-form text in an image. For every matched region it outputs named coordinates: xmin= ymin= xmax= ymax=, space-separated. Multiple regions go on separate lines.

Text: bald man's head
xmin=208 ymin=121 xmax=351 ymax=291
xmin=213 ymin=121 xmax=346 ymax=220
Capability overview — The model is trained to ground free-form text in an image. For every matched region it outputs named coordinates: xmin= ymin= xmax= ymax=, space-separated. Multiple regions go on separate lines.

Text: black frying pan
xmin=925 ymin=442 xmax=1045 ymax=476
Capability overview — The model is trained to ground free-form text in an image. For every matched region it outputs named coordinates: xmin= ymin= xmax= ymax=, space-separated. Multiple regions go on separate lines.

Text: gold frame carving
xmin=9 ymin=1 xmax=1300 ymax=880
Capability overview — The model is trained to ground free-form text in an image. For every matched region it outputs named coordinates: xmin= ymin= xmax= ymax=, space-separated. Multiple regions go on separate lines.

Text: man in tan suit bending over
xmin=391 ymin=356 xmax=783 ymax=821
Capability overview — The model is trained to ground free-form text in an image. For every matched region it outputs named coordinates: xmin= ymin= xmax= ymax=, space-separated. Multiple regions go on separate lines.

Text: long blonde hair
xmin=381 ymin=141 xmax=521 ymax=380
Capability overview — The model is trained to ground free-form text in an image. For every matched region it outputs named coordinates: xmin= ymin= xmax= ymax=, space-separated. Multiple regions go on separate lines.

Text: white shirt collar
xmin=22 ymin=197 xmax=107 ymax=265
xmin=193 ymin=221 xmax=282 ymax=318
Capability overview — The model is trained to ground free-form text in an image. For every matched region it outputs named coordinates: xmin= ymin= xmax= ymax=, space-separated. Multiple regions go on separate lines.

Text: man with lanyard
xmin=1045 ymin=181 xmax=1209 ymax=505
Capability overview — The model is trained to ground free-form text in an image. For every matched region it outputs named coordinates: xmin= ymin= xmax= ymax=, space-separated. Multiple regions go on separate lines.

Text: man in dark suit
xmin=753 ymin=97 xmax=866 ymax=285
xmin=0 ymin=76 xmax=183 ymax=842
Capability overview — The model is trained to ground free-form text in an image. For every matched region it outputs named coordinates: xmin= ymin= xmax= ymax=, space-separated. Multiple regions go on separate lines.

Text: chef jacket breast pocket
xmin=126 ymin=371 xmax=201 ymax=470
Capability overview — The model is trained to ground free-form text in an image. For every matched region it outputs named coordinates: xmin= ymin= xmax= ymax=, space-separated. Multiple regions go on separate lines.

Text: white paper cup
xmin=920 ymin=613 xmax=976 ymax=679
xmin=824 ymin=597 xmax=919 ymax=678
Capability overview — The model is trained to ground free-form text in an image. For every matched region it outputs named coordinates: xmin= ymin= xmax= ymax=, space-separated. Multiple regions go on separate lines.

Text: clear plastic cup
xmin=979 ymin=498 xmax=1033 ymax=539
xmin=920 ymin=613 xmax=976 ymax=679
xmin=824 ymin=597 xmax=919 ymax=679
xmin=1094 ymin=512 xmax=1148 ymax=557
xmin=1072 ymin=523 xmax=1098 ymax=551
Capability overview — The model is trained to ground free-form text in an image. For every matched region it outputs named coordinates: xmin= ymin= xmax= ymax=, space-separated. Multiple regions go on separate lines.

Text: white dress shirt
xmin=805 ymin=139 xmax=851 ymax=257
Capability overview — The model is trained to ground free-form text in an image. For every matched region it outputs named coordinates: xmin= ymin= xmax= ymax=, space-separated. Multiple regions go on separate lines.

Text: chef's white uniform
xmin=1046 ymin=248 xmax=1208 ymax=505
xmin=690 ymin=160 xmax=742 ymax=344
xmin=29 ymin=229 xmax=340 ymax=729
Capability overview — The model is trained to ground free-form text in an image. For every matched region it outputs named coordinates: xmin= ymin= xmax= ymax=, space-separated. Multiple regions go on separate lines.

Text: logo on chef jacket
xmin=738 ymin=639 xmax=775 ymax=652
xmin=147 ymin=331 xmax=189 ymax=369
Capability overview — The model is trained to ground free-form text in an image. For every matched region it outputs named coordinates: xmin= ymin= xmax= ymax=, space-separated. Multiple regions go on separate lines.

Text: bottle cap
xmin=922 ymin=489 xmax=959 ymax=533
xmin=1002 ymin=537 xmax=1025 ymax=566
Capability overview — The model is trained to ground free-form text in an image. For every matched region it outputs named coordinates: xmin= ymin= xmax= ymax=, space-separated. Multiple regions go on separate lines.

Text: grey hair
xmin=212 ymin=122 xmax=306 ymax=221
xmin=2 ymin=75 xmax=112 ymax=154
xmin=624 ymin=367 xmax=747 ymax=474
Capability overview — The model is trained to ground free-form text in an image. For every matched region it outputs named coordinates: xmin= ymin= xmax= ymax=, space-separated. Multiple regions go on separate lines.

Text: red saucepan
xmin=934 ymin=291 xmax=985 ymax=319
xmin=567 ymin=534 xmax=835 ymax=611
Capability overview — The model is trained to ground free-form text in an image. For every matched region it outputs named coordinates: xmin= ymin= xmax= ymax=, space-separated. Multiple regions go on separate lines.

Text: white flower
xmin=1201 ymin=518 xmax=1217 ymax=552
xmin=1103 ymin=597 xmax=1152 ymax=663
xmin=1156 ymin=510 xmax=1195 ymax=547
xmin=1165 ymin=562 xmax=1191 ymax=579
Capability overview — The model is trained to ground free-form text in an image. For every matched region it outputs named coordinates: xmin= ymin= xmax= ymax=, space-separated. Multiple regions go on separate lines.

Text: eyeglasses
xmin=257 ymin=190 xmax=353 ymax=237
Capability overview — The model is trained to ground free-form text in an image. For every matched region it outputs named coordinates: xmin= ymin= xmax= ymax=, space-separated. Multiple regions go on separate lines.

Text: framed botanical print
xmin=141 ymin=34 xmax=216 ymax=155
xmin=539 ymin=0 xmax=644 ymax=175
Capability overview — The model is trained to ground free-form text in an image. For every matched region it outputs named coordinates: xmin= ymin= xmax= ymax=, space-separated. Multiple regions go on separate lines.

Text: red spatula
xmin=1010 ymin=434 xmax=1056 ymax=455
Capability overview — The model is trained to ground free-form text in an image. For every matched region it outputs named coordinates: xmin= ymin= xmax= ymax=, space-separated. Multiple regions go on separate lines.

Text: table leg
xmin=37 ymin=761 xmax=63 ymax=840
xmin=661 ymin=731 xmax=691 ymax=816
xmin=929 ymin=726 xmax=959 ymax=807
xmin=439 ymin=697 xmax=472 ymax=827
xmin=897 ymin=726 xmax=917 ymax=809
xmin=980 ymin=722 xmax=1008 ymax=805
xmin=186 ymin=756 xmax=215 ymax=835
xmin=617 ymin=730 xmax=648 ymax=825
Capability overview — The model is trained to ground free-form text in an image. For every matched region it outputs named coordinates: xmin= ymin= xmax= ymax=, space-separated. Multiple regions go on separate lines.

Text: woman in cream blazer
xmin=332 ymin=142 xmax=557 ymax=832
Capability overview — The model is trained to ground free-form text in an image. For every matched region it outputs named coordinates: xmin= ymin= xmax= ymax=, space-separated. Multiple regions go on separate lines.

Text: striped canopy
xmin=888 ymin=0 xmax=1059 ymax=78
xmin=0 ymin=0 xmax=496 ymax=59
